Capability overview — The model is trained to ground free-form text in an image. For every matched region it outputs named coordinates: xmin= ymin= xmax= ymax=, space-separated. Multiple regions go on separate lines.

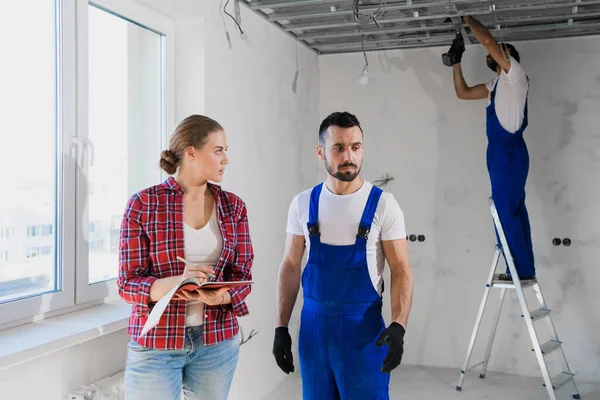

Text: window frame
xmin=0 ymin=0 xmax=174 ymax=328
xmin=0 ymin=0 xmax=76 ymax=327
xmin=75 ymin=0 xmax=174 ymax=304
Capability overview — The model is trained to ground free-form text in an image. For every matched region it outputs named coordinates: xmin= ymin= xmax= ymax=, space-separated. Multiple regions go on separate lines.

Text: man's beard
xmin=325 ymin=158 xmax=361 ymax=182
xmin=487 ymin=58 xmax=499 ymax=72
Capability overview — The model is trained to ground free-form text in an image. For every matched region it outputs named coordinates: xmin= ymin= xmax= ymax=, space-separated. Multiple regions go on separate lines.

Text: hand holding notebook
xmin=175 ymin=256 xmax=253 ymax=292
xmin=139 ymin=256 xmax=254 ymax=337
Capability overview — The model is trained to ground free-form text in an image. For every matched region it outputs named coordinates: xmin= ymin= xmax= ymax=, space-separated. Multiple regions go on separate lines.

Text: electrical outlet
xmin=407 ymin=234 xmax=426 ymax=243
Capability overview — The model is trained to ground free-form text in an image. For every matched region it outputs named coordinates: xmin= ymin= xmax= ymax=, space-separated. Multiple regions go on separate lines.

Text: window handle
xmin=82 ymin=137 xmax=95 ymax=167
xmin=70 ymin=137 xmax=84 ymax=169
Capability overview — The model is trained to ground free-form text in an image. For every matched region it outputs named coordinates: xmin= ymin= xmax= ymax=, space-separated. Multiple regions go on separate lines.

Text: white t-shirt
xmin=485 ymin=56 xmax=529 ymax=133
xmin=286 ymin=181 xmax=406 ymax=294
xmin=183 ymin=206 xmax=222 ymax=327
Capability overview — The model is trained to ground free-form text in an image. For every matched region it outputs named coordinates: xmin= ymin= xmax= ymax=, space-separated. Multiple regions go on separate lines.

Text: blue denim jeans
xmin=125 ymin=326 xmax=239 ymax=400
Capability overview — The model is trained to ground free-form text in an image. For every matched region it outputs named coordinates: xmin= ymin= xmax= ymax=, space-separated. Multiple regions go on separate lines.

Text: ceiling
xmin=239 ymin=0 xmax=600 ymax=54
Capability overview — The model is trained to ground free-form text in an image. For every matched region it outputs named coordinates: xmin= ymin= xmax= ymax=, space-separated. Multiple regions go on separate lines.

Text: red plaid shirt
xmin=117 ymin=177 xmax=253 ymax=349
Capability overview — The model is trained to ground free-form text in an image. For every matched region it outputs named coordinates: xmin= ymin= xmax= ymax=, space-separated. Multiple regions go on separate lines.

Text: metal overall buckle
xmin=308 ymin=223 xmax=320 ymax=236
xmin=357 ymin=225 xmax=370 ymax=239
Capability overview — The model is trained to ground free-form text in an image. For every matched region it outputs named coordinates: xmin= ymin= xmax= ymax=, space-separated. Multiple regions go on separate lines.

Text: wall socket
xmin=407 ymin=234 xmax=426 ymax=243
xmin=552 ymin=238 xmax=572 ymax=246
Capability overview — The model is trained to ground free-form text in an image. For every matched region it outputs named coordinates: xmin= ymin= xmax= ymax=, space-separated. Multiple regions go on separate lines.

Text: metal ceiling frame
xmin=317 ymin=20 xmax=600 ymax=52
xmin=239 ymin=0 xmax=600 ymax=54
xmin=298 ymin=10 xmax=600 ymax=40
xmin=266 ymin=0 xmax=487 ymax=21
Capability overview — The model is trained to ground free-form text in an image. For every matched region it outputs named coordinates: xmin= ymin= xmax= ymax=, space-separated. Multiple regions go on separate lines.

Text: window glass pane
xmin=0 ymin=1 xmax=58 ymax=303
xmin=87 ymin=5 xmax=164 ymax=284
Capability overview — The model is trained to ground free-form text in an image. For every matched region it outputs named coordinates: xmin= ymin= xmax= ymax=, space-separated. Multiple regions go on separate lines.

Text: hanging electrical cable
xmin=292 ymin=39 xmax=300 ymax=93
xmin=373 ymin=173 xmax=394 ymax=187
xmin=233 ymin=0 xmax=242 ymax=26
xmin=219 ymin=0 xmax=233 ymax=49
xmin=358 ymin=29 xmax=369 ymax=85
xmin=353 ymin=0 xmax=387 ymax=85
xmin=224 ymin=0 xmax=251 ymax=47
xmin=353 ymin=0 xmax=387 ymax=28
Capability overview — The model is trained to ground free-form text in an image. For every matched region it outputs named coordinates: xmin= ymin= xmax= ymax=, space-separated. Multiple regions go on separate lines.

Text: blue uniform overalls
xmin=298 ymin=183 xmax=389 ymax=400
xmin=486 ymin=78 xmax=535 ymax=278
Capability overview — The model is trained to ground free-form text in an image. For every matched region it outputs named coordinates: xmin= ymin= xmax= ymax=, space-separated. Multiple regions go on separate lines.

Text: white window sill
xmin=0 ymin=300 xmax=131 ymax=371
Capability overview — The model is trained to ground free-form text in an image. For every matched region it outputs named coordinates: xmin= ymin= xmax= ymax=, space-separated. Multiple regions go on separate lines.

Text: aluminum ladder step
xmin=522 ymin=308 xmax=551 ymax=322
xmin=535 ymin=340 xmax=562 ymax=356
xmin=491 ymin=274 xmax=537 ymax=289
xmin=542 ymin=372 xmax=575 ymax=390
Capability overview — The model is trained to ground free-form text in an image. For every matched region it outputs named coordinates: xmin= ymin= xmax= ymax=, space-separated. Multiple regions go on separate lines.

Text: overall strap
xmin=515 ymin=75 xmax=530 ymax=134
xmin=490 ymin=77 xmax=500 ymax=102
xmin=357 ymin=185 xmax=383 ymax=239
xmin=307 ymin=183 xmax=323 ymax=236
xmin=522 ymin=76 xmax=529 ymax=128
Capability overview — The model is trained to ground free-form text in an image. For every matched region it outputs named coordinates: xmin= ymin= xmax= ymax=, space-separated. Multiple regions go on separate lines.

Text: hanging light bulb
xmin=358 ymin=65 xmax=369 ymax=85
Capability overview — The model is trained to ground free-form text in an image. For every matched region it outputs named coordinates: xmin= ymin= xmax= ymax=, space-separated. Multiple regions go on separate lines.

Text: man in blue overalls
xmin=450 ymin=16 xmax=535 ymax=282
xmin=272 ymin=112 xmax=414 ymax=399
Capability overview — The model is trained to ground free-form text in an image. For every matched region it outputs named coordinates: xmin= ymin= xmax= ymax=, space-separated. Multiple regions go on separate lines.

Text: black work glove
xmin=375 ymin=322 xmax=405 ymax=373
xmin=450 ymin=32 xmax=466 ymax=64
xmin=442 ymin=32 xmax=465 ymax=66
xmin=273 ymin=327 xmax=294 ymax=374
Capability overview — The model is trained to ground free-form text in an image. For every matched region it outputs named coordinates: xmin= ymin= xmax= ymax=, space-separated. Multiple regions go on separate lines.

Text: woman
xmin=118 ymin=115 xmax=253 ymax=400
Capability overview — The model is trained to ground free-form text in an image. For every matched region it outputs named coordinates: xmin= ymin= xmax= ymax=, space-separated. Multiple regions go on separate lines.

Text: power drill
xmin=442 ymin=31 xmax=465 ymax=67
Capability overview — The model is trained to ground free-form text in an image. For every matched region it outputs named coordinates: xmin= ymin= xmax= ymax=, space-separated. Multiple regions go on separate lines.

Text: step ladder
xmin=456 ymin=198 xmax=580 ymax=400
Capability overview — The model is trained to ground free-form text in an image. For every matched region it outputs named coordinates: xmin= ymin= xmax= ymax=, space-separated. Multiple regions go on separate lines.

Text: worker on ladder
xmin=448 ymin=15 xmax=535 ymax=281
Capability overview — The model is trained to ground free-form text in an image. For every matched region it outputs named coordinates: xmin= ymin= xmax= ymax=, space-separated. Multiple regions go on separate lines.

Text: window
xmin=27 ymin=226 xmax=39 ymax=238
xmin=0 ymin=0 xmax=174 ymax=326
xmin=0 ymin=250 xmax=11 ymax=264
xmin=82 ymin=3 xmax=166 ymax=292
xmin=0 ymin=227 xmax=15 ymax=240
xmin=89 ymin=240 xmax=104 ymax=251
xmin=42 ymin=225 xmax=54 ymax=236
xmin=0 ymin=0 xmax=60 ymax=307
xmin=26 ymin=248 xmax=39 ymax=259
xmin=110 ymin=234 xmax=119 ymax=252
xmin=26 ymin=225 xmax=53 ymax=237
xmin=25 ymin=246 xmax=54 ymax=259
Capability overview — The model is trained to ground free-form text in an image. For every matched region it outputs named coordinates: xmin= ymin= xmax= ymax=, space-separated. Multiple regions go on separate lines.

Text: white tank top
xmin=184 ymin=206 xmax=223 ymax=326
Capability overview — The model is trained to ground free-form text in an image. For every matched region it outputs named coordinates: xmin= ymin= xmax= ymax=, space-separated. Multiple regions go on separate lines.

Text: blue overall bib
xmin=298 ymin=183 xmax=389 ymax=400
xmin=486 ymin=78 xmax=535 ymax=278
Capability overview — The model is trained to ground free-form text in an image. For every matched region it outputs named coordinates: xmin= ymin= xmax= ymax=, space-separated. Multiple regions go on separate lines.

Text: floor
xmin=262 ymin=365 xmax=600 ymax=400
